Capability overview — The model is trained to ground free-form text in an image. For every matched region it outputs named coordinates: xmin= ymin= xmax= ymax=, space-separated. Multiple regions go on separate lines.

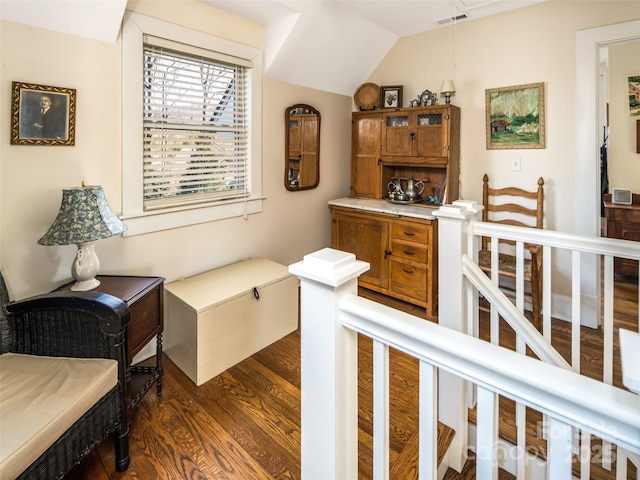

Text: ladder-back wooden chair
xmin=479 ymin=174 xmax=545 ymax=330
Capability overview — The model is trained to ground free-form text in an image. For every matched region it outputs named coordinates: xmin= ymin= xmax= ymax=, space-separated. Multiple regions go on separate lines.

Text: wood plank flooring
xmin=65 ymin=275 xmax=638 ymax=479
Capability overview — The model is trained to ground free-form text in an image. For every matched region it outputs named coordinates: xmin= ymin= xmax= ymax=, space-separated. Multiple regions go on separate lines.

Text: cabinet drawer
xmin=390 ymin=260 xmax=426 ymax=300
xmin=392 ymin=238 xmax=427 ymax=264
xmin=614 ymin=209 xmax=640 ymax=223
xmin=619 ymin=222 xmax=640 ymax=242
xmin=391 ymin=221 xmax=429 ymax=243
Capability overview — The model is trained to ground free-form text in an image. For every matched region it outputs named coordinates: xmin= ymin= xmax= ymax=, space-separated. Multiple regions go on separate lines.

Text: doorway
xmin=575 ymin=19 xmax=640 ymax=328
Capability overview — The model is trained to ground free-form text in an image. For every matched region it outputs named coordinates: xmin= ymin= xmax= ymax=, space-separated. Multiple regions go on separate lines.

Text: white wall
xmin=0 ymin=0 xmax=352 ymax=299
xmin=609 ymin=41 xmax=640 ymax=193
xmin=365 ymin=0 xmax=640 ymax=303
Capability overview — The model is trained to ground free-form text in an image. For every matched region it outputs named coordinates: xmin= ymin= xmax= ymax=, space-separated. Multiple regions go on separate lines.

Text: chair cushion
xmin=0 ymin=353 xmax=117 ymax=479
xmin=478 ymin=249 xmax=532 ymax=279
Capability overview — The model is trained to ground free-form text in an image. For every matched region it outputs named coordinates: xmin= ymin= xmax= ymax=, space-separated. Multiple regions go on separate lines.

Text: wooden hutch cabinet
xmin=350 ymin=104 xmax=460 ymax=203
xmin=333 ymin=104 xmax=460 ymax=317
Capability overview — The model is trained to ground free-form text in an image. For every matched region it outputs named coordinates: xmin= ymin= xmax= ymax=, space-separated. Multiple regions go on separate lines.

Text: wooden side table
xmin=55 ymin=275 xmax=165 ymax=409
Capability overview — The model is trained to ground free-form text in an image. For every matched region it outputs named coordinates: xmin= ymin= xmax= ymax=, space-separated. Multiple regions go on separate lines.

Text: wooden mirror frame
xmin=285 ymin=104 xmax=320 ymax=191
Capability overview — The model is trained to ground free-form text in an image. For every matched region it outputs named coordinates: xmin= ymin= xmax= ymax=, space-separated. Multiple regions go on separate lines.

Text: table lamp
xmin=440 ymin=80 xmax=456 ymax=104
xmin=38 ymin=184 xmax=127 ymax=291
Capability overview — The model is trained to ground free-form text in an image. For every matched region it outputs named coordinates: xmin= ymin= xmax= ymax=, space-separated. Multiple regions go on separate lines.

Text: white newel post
xmin=289 ymin=248 xmax=370 ymax=480
xmin=433 ymin=201 xmax=479 ymax=471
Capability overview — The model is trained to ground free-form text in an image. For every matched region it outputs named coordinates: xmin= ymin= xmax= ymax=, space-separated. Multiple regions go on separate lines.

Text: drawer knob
xmin=402 ymin=268 xmax=414 ymax=274
xmin=403 ymin=231 xmax=415 ymax=237
xmin=403 ymin=250 xmax=415 ymax=256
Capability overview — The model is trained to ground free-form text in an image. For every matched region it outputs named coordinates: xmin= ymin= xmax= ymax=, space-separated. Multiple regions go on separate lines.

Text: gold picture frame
xmin=11 ymin=82 xmax=76 ymax=146
xmin=485 ymin=82 xmax=545 ymax=150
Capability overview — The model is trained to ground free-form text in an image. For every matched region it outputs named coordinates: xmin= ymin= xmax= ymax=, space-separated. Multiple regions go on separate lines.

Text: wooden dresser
xmin=603 ymin=193 xmax=640 ymax=276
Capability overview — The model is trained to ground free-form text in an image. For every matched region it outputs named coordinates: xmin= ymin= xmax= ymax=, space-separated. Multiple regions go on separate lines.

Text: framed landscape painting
xmin=485 ymin=82 xmax=545 ymax=149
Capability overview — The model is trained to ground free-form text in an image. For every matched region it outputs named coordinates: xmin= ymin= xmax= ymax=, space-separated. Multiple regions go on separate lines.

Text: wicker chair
xmin=479 ymin=174 xmax=545 ymax=330
xmin=0 ymin=272 xmax=130 ymax=479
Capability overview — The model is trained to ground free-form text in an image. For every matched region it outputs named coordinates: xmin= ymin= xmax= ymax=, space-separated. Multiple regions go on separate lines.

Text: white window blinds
xmin=142 ymin=36 xmax=250 ymax=210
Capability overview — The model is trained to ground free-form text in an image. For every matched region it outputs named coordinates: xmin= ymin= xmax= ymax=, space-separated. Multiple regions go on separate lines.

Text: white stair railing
xmin=435 ymin=201 xmax=640 ymax=478
xmin=290 ymin=248 xmax=640 ymax=480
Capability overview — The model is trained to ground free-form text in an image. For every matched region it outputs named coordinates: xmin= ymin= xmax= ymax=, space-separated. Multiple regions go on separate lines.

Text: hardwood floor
xmin=65 ymin=275 xmax=638 ymax=479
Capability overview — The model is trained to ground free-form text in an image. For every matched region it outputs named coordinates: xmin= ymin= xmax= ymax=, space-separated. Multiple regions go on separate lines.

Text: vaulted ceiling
xmin=0 ymin=0 xmax=546 ymax=96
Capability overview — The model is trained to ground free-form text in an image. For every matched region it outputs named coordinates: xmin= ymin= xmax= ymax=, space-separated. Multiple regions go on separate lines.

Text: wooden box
xmin=164 ymin=258 xmax=298 ymax=386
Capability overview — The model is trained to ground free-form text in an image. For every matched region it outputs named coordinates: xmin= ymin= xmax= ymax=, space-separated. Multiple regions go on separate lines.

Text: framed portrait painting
xmin=381 ymin=85 xmax=403 ymax=109
xmin=485 ymin=82 xmax=545 ymax=149
xmin=11 ymin=82 xmax=76 ymax=145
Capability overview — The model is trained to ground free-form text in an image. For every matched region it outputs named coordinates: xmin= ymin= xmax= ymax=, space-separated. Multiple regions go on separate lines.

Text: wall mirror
xmin=285 ymin=104 xmax=320 ymax=191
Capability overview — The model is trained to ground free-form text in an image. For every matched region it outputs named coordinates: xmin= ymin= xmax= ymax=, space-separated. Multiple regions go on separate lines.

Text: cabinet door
xmin=381 ymin=112 xmax=413 ymax=158
xmin=415 ymin=108 xmax=448 ymax=160
xmin=351 ymin=113 xmax=382 ymax=199
xmin=332 ymin=209 xmax=389 ymax=290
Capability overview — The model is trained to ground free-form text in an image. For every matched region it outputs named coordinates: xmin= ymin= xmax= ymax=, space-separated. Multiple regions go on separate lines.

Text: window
xmin=122 ymin=13 xmax=262 ymax=236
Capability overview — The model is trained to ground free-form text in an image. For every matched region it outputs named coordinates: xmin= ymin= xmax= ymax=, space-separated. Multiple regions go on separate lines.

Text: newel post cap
xmin=289 ymin=248 xmax=370 ymax=288
xmin=433 ymin=204 xmax=476 ymax=221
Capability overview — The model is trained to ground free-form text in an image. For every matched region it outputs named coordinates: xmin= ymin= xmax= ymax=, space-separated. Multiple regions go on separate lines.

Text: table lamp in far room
xmin=38 ymin=182 xmax=127 ymax=291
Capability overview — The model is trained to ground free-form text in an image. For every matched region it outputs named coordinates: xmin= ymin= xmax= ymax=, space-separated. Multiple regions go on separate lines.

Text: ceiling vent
xmin=435 ymin=13 xmax=468 ymax=25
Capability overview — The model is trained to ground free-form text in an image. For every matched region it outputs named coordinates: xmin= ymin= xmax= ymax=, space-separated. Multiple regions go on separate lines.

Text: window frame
xmin=122 ymin=12 xmax=263 ymax=236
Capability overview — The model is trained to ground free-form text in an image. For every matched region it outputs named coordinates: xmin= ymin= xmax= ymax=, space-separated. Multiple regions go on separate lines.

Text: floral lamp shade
xmin=38 ymin=185 xmax=126 ymax=290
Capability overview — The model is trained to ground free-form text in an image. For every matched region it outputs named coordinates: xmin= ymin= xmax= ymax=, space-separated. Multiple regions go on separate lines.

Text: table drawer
xmin=389 ymin=260 xmax=426 ymax=300
xmin=391 ymin=221 xmax=429 ymax=243
xmin=391 ymin=238 xmax=427 ymax=264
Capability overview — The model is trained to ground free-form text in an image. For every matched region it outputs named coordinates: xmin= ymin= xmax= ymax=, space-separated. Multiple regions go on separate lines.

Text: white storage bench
xmin=164 ymin=258 xmax=298 ymax=386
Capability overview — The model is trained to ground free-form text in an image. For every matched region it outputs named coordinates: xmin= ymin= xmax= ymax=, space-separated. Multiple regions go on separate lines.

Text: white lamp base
xmin=71 ymin=242 xmax=101 ymax=291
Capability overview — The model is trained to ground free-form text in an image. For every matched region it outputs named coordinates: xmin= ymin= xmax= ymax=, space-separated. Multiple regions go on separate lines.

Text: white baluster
xmin=476 ymin=385 xmax=499 ymax=480
xmin=373 ymin=340 xmax=389 ymax=480
xmin=419 ymin=361 xmax=438 ymax=479
xmin=547 ymin=417 xmax=573 ymax=478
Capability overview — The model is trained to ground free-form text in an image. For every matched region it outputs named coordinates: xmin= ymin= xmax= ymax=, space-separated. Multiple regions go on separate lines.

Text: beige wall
xmin=0 ymin=1 xmax=352 ymax=299
xmin=609 ymin=41 xmax=640 ymax=192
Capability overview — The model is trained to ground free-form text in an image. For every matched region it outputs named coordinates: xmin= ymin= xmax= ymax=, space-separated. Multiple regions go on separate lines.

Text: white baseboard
xmin=551 ymin=293 xmax=599 ymax=329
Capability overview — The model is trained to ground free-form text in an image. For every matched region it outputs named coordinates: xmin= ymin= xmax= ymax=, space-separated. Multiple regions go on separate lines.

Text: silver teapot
xmin=404 ymin=176 xmax=424 ymax=201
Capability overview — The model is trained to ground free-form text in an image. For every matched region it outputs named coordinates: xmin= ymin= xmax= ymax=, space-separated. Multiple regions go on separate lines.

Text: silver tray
xmin=385 ymin=197 xmax=422 ymax=205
